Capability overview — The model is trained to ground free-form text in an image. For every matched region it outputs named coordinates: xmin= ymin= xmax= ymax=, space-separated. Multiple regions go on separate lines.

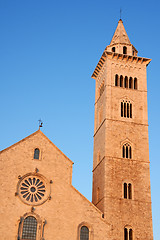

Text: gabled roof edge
xmin=0 ymin=130 xmax=74 ymax=165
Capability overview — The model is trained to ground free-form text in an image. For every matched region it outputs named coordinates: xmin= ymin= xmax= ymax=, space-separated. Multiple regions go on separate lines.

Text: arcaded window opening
xmin=112 ymin=47 xmax=115 ymax=52
xmin=120 ymin=75 xmax=123 ymax=87
xmin=123 ymin=46 xmax=127 ymax=54
xmin=115 ymin=75 xmax=137 ymax=90
xmin=34 ymin=148 xmax=40 ymax=160
xmin=125 ymin=76 xmax=128 ymax=88
xmin=80 ymin=226 xmax=89 ymax=240
xmin=129 ymin=77 xmax=133 ymax=89
xmin=115 ymin=74 xmax=119 ymax=86
xmin=122 ymin=143 xmax=132 ymax=159
xmin=134 ymin=78 xmax=137 ymax=90
xmin=121 ymin=101 xmax=132 ymax=118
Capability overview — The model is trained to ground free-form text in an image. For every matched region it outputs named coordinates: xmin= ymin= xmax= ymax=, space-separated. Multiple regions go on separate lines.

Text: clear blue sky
xmin=0 ymin=0 xmax=160 ymax=239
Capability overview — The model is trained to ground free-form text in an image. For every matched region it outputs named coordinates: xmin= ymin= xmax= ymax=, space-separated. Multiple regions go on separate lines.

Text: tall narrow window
xmin=126 ymin=145 xmax=128 ymax=158
xmin=128 ymin=183 xmax=132 ymax=199
xmin=112 ymin=47 xmax=115 ymax=52
xmin=125 ymin=76 xmax=128 ymax=88
xmin=124 ymin=228 xmax=128 ymax=240
xmin=129 ymin=229 xmax=133 ymax=240
xmin=130 ymin=104 xmax=132 ymax=118
xmin=123 ymin=145 xmax=125 ymax=158
xmin=124 ymin=102 xmax=126 ymax=117
xmin=122 ymin=144 xmax=132 ymax=159
xmin=134 ymin=78 xmax=137 ymax=90
xmin=123 ymin=46 xmax=127 ymax=54
xmin=121 ymin=102 xmax=123 ymax=117
xmin=22 ymin=216 xmax=37 ymax=240
xmin=129 ymin=146 xmax=132 ymax=159
xmin=115 ymin=74 xmax=119 ymax=86
xmin=34 ymin=148 xmax=40 ymax=160
xmin=120 ymin=75 xmax=123 ymax=87
xmin=124 ymin=183 xmax=127 ymax=199
xmin=129 ymin=77 xmax=133 ymax=89
xmin=124 ymin=227 xmax=133 ymax=240
xmin=127 ymin=103 xmax=129 ymax=118
xmin=80 ymin=226 xmax=89 ymax=240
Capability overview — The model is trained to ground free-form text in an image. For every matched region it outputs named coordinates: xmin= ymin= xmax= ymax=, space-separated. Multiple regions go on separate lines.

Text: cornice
xmin=92 ymin=51 xmax=151 ymax=80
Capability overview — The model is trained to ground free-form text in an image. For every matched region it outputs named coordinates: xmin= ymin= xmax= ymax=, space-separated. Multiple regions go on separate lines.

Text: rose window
xmin=17 ymin=174 xmax=50 ymax=206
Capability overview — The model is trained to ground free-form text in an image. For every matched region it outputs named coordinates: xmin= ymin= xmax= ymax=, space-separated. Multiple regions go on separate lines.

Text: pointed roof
xmin=0 ymin=129 xmax=74 ymax=164
xmin=110 ymin=19 xmax=131 ymax=45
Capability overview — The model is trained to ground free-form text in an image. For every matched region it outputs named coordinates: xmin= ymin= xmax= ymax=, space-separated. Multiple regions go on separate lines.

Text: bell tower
xmin=92 ymin=19 xmax=153 ymax=240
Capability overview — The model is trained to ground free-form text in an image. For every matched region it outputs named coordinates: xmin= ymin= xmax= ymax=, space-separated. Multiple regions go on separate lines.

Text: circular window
xmin=17 ymin=173 xmax=50 ymax=206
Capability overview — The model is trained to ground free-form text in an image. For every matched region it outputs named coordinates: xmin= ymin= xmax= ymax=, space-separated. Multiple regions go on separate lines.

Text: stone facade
xmin=0 ymin=20 xmax=153 ymax=240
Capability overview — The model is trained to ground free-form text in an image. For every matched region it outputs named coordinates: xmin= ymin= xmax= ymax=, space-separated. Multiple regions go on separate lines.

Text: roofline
xmin=71 ymin=185 xmax=111 ymax=226
xmin=92 ymin=51 xmax=151 ymax=79
xmin=0 ymin=129 xmax=74 ymax=165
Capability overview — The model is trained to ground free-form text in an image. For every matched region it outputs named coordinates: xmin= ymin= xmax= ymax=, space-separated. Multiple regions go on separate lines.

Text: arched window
xmin=115 ymin=74 xmax=119 ymax=86
xmin=124 ymin=227 xmax=133 ymax=240
xmin=128 ymin=183 xmax=132 ymax=199
xmin=129 ymin=77 xmax=133 ymax=89
xmin=80 ymin=226 xmax=89 ymax=240
xmin=122 ymin=143 xmax=132 ymax=159
xmin=124 ymin=76 xmax=128 ymax=88
xmin=121 ymin=101 xmax=132 ymax=118
xmin=120 ymin=75 xmax=123 ymax=87
xmin=34 ymin=148 xmax=40 ymax=159
xmin=112 ymin=47 xmax=115 ymax=52
xmin=22 ymin=216 xmax=37 ymax=240
xmin=134 ymin=78 xmax=137 ymax=90
xmin=123 ymin=183 xmax=132 ymax=199
xmin=123 ymin=46 xmax=127 ymax=54
xmin=124 ymin=183 xmax=127 ymax=199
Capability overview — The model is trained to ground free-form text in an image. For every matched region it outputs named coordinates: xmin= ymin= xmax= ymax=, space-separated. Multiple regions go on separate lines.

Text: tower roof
xmin=110 ymin=19 xmax=131 ymax=45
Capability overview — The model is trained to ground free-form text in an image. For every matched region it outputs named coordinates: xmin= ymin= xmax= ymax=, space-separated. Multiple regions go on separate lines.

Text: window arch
xmin=112 ymin=47 xmax=115 ymax=52
xmin=22 ymin=216 xmax=37 ymax=240
xmin=120 ymin=75 xmax=123 ymax=87
xmin=122 ymin=143 xmax=132 ymax=159
xmin=124 ymin=227 xmax=133 ymax=240
xmin=134 ymin=78 xmax=137 ymax=89
xmin=34 ymin=148 xmax=40 ymax=160
xmin=123 ymin=182 xmax=132 ymax=199
xmin=80 ymin=226 xmax=89 ymax=240
xmin=129 ymin=77 xmax=133 ymax=89
xmin=124 ymin=76 xmax=128 ymax=88
xmin=115 ymin=74 xmax=119 ymax=86
xmin=17 ymin=213 xmax=45 ymax=240
xmin=123 ymin=46 xmax=127 ymax=54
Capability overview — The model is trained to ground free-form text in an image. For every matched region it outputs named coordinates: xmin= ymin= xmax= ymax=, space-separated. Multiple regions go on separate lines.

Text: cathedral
xmin=0 ymin=19 xmax=153 ymax=240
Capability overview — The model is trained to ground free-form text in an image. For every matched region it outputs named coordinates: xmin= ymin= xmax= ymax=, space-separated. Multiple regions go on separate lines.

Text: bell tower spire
xmin=92 ymin=20 xmax=153 ymax=240
xmin=106 ymin=19 xmax=138 ymax=56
